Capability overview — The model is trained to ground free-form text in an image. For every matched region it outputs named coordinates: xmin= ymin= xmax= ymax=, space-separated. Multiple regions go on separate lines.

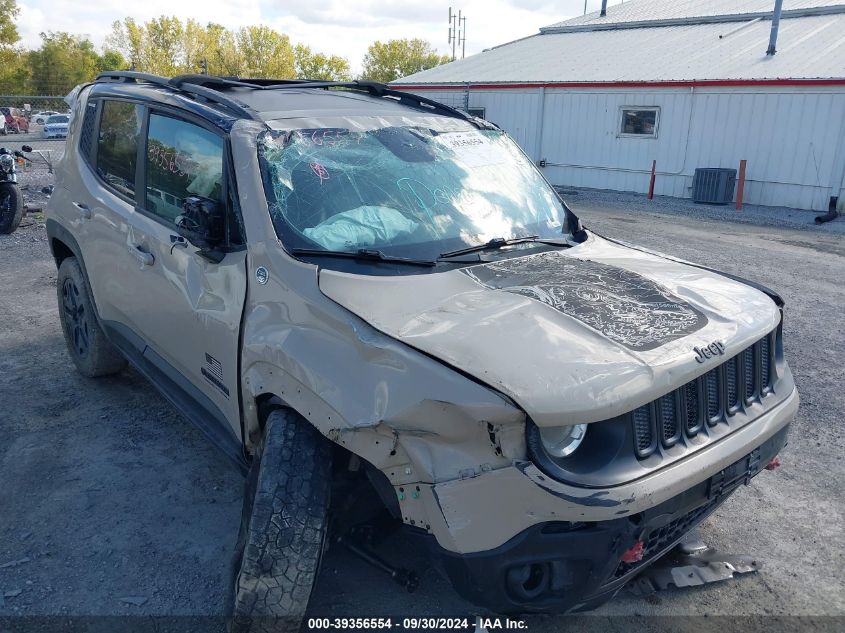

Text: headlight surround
xmin=0 ymin=154 xmax=14 ymax=172
xmin=538 ymin=424 xmax=588 ymax=458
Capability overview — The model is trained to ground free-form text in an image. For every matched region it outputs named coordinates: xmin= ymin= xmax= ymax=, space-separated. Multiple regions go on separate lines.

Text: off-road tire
xmin=57 ymin=257 xmax=127 ymax=377
xmin=0 ymin=183 xmax=23 ymax=234
xmin=230 ymin=409 xmax=332 ymax=633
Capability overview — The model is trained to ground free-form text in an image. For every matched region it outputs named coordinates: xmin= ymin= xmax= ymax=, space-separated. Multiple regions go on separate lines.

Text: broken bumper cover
xmin=429 ymin=387 xmax=798 ymax=554
xmin=431 ymin=423 xmax=790 ymax=614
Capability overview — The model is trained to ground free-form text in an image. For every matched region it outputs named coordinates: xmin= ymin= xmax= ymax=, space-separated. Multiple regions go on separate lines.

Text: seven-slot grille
xmin=632 ymin=331 xmax=775 ymax=459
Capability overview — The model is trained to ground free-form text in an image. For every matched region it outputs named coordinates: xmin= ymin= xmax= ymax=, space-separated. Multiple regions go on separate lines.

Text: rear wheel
xmin=230 ymin=409 xmax=332 ymax=633
xmin=57 ymin=257 xmax=127 ymax=377
xmin=0 ymin=183 xmax=22 ymax=234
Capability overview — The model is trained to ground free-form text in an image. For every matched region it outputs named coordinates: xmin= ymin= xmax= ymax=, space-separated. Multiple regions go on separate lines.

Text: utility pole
xmin=201 ymin=58 xmax=209 ymax=75
xmin=461 ymin=12 xmax=467 ymax=59
xmin=448 ymin=7 xmax=468 ymax=60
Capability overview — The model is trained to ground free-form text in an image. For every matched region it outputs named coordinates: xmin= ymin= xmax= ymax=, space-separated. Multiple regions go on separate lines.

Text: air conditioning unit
xmin=692 ymin=168 xmax=737 ymax=205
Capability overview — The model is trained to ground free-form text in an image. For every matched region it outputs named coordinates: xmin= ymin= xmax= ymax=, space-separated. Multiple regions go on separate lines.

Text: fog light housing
xmin=538 ymin=424 xmax=588 ymax=458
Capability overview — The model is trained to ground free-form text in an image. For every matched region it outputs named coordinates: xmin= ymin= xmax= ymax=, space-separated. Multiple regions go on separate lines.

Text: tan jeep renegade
xmin=46 ymin=72 xmax=798 ymax=630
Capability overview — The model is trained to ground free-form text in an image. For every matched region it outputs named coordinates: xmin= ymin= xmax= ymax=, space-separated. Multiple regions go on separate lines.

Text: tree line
xmin=0 ymin=1 xmax=451 ymax=96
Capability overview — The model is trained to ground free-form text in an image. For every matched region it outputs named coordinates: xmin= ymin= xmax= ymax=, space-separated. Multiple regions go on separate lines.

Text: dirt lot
xmin=1 ymin=170 xmax=843 ymax=631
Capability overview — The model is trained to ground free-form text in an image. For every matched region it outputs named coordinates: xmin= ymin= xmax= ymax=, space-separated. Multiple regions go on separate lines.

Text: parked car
xmin=43 ymin=114 xmax=69 ymax=138
xmin=33 ymin=110 xmax=59 ymax=125
xmin=0 ymin=107 xmax=29 ymax=134
xmin=46 ymin=72 xmax=798 ymax=630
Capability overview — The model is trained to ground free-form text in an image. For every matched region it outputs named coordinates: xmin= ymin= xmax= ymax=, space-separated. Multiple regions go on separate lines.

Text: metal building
xmin=392 ymin=0 xmax=845 ymax=212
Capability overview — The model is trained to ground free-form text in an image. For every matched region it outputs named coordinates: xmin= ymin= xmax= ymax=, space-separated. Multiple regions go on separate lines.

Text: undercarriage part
xmin=338 ymin=532 xmax=420 ymax=592
xmin=627 ymin=532 xmax=760 ymax=596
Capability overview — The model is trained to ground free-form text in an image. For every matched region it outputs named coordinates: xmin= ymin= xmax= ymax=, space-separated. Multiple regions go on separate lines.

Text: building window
xmin=619 ymin=107 xmax=659 ymax=138
xmin=467 ymin=107 xmax=486 ymax=119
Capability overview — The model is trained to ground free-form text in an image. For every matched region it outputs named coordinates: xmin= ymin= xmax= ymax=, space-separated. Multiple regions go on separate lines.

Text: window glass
xmin=260 ymin=126 xmax=569 ymax=257
xmin=78 ymin=101 xmax=98 ymax=163
xmin=97 ymin=100 xmax=142 ymax=197
xmin=620 ymin=108 xmax=658 ymax=136
xmin=145 ymin=114 xmax=224 ymax=223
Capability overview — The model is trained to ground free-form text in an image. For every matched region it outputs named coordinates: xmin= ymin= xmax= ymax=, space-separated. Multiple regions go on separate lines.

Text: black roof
xmin=92 ymin=72 xmax=483 ymax=129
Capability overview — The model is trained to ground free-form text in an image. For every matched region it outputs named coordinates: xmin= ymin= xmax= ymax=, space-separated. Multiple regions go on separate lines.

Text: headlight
xmin=0 ymin=154 xmax=14 ymax=172
xmin=538 ymin=424 xmax=588 ymax=458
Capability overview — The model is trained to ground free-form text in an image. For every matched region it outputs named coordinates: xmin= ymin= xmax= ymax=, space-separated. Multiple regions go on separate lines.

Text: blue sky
xmin=17 ymin=1 xmax=626 ymax=72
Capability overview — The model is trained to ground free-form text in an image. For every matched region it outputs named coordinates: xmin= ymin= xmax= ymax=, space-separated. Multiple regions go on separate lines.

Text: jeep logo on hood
xmin=693 ymin=341 xmax=726 ymax=363
xmin=463 ymin=251 xmax=707 ymax=352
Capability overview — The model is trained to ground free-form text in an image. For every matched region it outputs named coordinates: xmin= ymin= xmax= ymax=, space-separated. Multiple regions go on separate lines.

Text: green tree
xmin=105 ymin=18 xmax=297 ymax=79
xmin=294 ymin=44 xmax=351 ymax=81
xmin=105 ymin=18 xmax=145 ymax=71
xmin=0 ymin=0 xmax=20 ymax=47
xmin=0 ymin=0 xmax=24 ymax=92
xmin=201 ymin=23 xmax=240 ymax=76
xmin=28 ymin=32 xmax=100 ymax=95
xmin=96 ymin=49 xmax=126 ymax=73
xmin=0 ymin=47 xmax=29 ymax=93
xmin=361 ymin=39 xmax=450 ymax=83
xmin=142 ymin=16 xmax=185 ymax=76
xmin=235 ymin=25 xmax=294 ymax=78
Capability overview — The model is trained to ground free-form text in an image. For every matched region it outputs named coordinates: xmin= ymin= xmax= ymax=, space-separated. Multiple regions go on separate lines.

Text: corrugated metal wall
xmin=415 ymin=86 xmax=845 ymax=211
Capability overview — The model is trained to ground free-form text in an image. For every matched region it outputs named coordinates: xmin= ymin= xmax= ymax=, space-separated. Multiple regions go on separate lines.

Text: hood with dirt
xmin=318 ymin=234 xmax=780 ymax=426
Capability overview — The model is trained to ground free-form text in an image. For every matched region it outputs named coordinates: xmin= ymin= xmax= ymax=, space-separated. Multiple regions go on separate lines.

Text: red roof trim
xmin=392 ymin=78 xmax=845 ymax=90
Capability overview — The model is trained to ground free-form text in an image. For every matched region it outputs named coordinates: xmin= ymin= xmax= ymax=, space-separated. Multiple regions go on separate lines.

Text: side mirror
xmin=21 ymin=145 xmax=32 ymax=153
xmin=175 ymin=196 xmax=225 ymax=253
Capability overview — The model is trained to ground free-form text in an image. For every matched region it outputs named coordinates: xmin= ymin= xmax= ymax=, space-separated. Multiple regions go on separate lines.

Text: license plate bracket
xmin=707 ymin=447 xmax=762 ymax=499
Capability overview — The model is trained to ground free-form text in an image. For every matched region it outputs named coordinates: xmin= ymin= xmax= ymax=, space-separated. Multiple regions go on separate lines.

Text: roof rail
xmin=94 ymin=71 xmax=257 ymax=120
xmin=230 ymin=78 xmax=485 ymax=126
xmin=94 ymin=72 xmax=487 ymax=127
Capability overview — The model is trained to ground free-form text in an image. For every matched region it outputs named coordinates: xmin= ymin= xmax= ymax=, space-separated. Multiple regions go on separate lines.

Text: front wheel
xmin=0 ymin=183 xmax=22 ymax=234
xmin=230 ymin=409 xmax=333 ymax=633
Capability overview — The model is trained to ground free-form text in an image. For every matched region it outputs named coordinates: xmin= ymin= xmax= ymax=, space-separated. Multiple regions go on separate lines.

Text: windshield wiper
xmin=438 ymin=235 xmax=540 ymax=259
xmin=290 ymin=248 xmax=436 ymax=267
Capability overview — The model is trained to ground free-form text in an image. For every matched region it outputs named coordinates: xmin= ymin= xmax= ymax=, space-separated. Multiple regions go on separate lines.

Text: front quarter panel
xmin=230 ymin=120 xmax=526 ymax=548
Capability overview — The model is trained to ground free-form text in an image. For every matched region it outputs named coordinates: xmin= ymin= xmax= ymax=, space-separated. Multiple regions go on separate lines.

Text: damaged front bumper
xmin=423 ymin=387 xmax=798 ymax=555
xmin=427 ymin=423 xmax=790 ymax=614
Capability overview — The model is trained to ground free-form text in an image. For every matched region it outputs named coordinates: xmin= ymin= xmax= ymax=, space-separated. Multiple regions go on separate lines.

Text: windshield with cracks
xmin=259 ymin=124 xmax=571 ymax=268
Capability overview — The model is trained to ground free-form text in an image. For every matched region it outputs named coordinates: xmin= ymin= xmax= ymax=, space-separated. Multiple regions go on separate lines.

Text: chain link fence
xmin=0 ymin=95 xmax=69 ymax=117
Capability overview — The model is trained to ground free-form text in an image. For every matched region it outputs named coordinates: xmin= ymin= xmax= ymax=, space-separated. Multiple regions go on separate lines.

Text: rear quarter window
xmin=78 ymin=100 xmax=99 ymax=164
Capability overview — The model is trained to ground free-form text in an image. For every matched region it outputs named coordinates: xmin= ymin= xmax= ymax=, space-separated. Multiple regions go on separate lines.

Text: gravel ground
xmin=0 ymin=171 xmax=843 ymax=631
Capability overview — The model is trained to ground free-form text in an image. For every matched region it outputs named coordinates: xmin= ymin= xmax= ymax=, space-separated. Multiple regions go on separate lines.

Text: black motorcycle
xmin=0 ymin=144 xmax=32 ymax=234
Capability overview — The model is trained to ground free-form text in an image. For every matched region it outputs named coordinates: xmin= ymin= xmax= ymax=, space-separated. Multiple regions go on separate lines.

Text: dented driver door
xmin=124 ymin=110 xmax=247 ymax=443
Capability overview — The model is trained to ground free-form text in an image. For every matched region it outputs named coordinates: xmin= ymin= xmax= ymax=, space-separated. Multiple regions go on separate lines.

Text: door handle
xmin=72 ymin=201 xmax=91 ymax=220
xmin=129 ymin=245 xmax=154 ymax=267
